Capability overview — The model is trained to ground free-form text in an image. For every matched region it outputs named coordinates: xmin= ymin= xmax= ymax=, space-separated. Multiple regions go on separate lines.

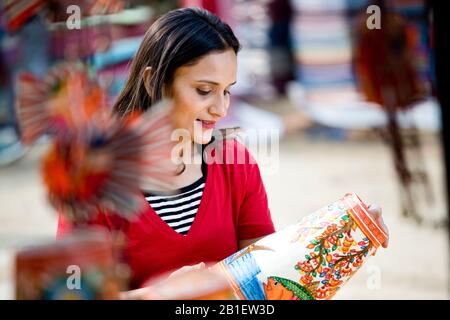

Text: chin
xmin=193 ymin=129 xmax=214 ymax=145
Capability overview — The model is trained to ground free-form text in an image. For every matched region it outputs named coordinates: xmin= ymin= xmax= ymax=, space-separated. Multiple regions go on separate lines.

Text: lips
xmin=197 ymin=119 xmax=216 ymax=129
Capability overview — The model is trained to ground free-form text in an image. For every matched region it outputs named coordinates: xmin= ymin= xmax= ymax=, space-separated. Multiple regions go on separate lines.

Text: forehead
xmin=174 ymin=49 xmax=237 ymax=84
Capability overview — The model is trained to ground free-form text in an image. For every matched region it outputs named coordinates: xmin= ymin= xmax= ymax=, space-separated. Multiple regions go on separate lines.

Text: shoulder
xmin=203 ymin=134 xmax=263 ymax=192
xmin=203 ymin=130 xmax=257 ymax=167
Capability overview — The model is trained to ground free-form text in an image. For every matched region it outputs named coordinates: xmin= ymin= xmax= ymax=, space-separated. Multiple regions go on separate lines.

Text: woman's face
xmin=167 ymin=49 xmax=237 ymax=145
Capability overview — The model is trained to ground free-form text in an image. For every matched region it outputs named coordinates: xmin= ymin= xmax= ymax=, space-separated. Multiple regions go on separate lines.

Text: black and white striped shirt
xmin=144 ymin=174 xmax=206 ymax=236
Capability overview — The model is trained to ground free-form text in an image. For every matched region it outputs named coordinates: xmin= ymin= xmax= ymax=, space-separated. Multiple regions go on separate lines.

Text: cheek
xmin=172 ymin=89 xmax=209 ymax=126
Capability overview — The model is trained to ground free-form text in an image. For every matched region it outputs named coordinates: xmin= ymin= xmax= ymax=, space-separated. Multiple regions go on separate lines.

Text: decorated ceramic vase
xmin=215 ymin=193 xmax=388 ymax=300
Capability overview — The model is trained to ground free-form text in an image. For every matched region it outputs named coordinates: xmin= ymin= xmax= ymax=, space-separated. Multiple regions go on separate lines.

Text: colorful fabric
xmin=1 ymin=0 xmax=44 ymax=32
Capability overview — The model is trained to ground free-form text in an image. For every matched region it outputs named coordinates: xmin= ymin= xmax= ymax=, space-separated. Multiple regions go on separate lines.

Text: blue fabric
xmin=93 ymin=36 xmax=143 ymax=70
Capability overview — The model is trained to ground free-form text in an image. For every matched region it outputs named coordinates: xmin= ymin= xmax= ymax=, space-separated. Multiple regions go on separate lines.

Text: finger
xmin=376 ymin=215 xmax=389 ymax=235
xmin=168 ymin=265 xmax=190 ymax=278
xmin=375 ymin=216 xmax=389 ymax=248
xmin=381 ymin=228 xmax=389 ymax=248
xmin=194 ymin=262 xmax=206 ymax=269
xmin=378 ymin=217 xmax=389 ymax=232
xmin=368 ymin=205 xmax=389 ymax=248
xmin=367 ymin=204 xmax=382 ymax=218
xmin=382 ymin=238 xmax=389 ymax=248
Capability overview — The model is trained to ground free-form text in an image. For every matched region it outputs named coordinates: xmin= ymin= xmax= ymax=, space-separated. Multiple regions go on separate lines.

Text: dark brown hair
xmin=113 ymin=7 xmax=241 ymax=117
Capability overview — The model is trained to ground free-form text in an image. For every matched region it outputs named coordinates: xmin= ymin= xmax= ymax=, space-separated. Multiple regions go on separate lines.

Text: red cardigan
xmin=57 ymin=139 xmax=275 ymax=288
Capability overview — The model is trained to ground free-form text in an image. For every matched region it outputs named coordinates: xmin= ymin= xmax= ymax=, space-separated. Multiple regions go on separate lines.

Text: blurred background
xmin=0 ymin=0 xmax=448 ymax=299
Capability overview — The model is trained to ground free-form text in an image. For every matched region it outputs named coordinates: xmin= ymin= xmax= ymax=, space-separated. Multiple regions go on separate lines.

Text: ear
xmin=143 ymin=66 xmax=153 ymax=96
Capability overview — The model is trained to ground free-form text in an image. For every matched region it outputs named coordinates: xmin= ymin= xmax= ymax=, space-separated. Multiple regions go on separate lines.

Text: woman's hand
xmin=367 ymin=204 xmax=389 ymax=248
xmin=167 ymin=262 xmax=206 ymax=279
xmin=120 ymin=262 xmax=207 ymax=299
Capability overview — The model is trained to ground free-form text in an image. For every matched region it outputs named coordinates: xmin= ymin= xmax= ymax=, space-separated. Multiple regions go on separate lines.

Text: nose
xmin=209 ymin=94 xmax=228 ymax=118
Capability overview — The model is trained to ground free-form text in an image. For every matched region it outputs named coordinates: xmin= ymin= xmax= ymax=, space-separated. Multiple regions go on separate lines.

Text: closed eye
xmin=196 ymin=88 xmax=211 ymax=96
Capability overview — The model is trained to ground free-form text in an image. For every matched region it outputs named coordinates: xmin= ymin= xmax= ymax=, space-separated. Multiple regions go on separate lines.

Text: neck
xmin=176 ymin=140 xmax=203 ymax=166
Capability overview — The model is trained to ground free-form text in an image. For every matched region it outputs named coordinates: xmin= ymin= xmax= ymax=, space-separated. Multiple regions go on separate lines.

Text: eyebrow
xmin=196 ymin=80 xmax=237 ymax=86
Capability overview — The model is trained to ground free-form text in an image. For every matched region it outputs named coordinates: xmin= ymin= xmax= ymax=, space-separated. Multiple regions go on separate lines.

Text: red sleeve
xmin=235 ymin=142 xmax=276 ymax=240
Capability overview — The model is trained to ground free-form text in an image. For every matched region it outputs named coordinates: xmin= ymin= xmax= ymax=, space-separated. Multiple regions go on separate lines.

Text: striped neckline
xmin=143 ymin=160 xmax=207 ymax=236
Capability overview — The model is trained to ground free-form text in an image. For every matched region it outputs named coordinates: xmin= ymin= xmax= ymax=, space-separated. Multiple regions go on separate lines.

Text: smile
xmin=197 ymin=119 xmax=216 ymax=129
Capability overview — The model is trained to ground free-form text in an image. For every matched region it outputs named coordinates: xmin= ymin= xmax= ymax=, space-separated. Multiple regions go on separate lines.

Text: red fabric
xmin=181 ymin=0 xmax=218 ymax=15
xmin=57 ymin=139 xmax=275 ymax=289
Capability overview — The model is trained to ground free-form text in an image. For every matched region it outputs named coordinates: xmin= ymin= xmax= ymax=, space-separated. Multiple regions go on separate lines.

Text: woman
xmin=58 ymin=7 xmax=389 ymax=290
